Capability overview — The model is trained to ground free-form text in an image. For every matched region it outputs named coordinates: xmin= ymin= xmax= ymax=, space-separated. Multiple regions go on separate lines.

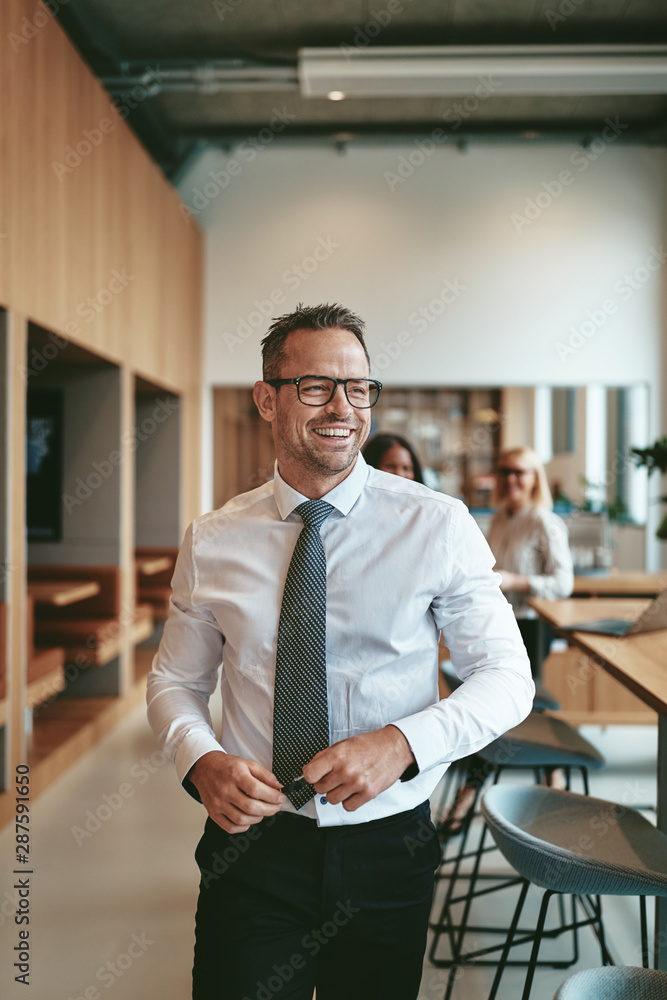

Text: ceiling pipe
xmin=101 ymin=60 xmax=299 ymax=95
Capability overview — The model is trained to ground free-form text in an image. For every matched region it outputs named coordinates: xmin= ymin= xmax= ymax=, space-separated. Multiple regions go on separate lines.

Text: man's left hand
xmin=303 ymin=725 xmax=416 ymax=812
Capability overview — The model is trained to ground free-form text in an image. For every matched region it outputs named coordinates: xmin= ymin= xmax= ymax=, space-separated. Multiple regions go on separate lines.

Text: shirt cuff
xmin=391 ymin=715 xmax=439 ymax=775
xmin=174 ymin=733 xmax=226 ymax=797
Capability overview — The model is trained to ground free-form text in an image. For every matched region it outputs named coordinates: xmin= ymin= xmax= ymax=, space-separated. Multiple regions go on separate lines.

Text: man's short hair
xmin=260 ymin=303 xmax=370 ymax=380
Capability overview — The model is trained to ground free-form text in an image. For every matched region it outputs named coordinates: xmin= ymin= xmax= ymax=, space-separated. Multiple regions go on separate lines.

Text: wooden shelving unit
xmin=0 ymin=0 xmax=203 ymax=829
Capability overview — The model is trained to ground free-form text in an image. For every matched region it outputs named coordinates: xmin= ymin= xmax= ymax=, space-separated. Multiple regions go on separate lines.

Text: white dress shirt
xmin=147 ymin=454 xmax=534 ymax=827
xmin=486 ymin=504 xmax=574 ymax=618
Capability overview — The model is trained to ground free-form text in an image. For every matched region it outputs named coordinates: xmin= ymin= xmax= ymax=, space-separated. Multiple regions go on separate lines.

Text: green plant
xmin=631 ymin=437 xmax=667 ymax=540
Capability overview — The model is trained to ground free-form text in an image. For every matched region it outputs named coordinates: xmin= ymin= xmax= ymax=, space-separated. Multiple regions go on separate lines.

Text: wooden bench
xmin=136 ymin=547 xmax=178 ymax=622
xmin=29 ymin=565 xmax=154 ymax=667
xmin=27 ymin=595 xmax=66 ymax=709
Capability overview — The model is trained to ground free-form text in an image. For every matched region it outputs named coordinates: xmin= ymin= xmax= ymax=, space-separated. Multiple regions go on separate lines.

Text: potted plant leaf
xmin=630 ymin=436 xmax=667 ymax=540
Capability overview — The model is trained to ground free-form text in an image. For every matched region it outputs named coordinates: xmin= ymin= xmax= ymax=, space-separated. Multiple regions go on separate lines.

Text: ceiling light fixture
xmin=299 ymin=45 xmax=667 ymax=98
xmin=327 ymin=90 xmax=346 ymax=100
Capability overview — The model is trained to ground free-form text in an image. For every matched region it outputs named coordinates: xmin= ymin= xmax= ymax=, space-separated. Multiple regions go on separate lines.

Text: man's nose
xmin=324 ymin=382 xmax=353 ymax=415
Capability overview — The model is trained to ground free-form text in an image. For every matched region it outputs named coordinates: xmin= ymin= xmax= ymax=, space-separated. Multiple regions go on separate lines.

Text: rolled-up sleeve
xmin=393 ymin=504 xmax=535 ymax=775
xmin=146 ymin=523 xmax=226 ymax=785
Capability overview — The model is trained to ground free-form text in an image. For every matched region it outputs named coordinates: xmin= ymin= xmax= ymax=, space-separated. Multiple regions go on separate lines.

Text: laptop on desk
xmin=563 ymin=587 xmax=667 ymax=637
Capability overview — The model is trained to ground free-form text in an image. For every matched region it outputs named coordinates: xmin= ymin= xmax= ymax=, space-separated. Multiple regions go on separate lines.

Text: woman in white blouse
xmin=487 ymin=445 xmax=574 ymax=673
xmin=440 ymin=445 xmax=573 ymax=837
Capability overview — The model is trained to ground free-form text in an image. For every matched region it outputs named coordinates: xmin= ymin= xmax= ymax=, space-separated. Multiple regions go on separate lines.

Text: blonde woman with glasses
xmin=488 ymin=445 xmax=573 ymax=648
xmin=440 ymin=445 xmax=573 ymax=837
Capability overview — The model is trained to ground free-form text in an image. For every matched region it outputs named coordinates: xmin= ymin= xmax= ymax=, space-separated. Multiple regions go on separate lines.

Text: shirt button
xmin=320 ymin=796 xmax=328 ymax=805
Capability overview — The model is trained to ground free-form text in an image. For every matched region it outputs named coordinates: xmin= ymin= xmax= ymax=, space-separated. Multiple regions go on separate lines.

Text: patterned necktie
xmin=272 ymin=499 xmax=334 ymax=809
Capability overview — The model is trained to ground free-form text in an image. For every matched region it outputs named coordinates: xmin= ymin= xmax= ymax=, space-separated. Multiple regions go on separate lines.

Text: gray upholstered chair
xmin=554 ymin=966 xmax=667 ymax=998
xmin=469 ymin=785 xmax=667 ymax=1000
xmin=430 ymin=706 xmax=605 ymax=972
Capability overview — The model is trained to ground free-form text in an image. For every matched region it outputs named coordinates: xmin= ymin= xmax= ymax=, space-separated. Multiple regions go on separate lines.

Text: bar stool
xmin=553 ymin=966 xmax=667 ymax=998
xmin=429 ymin=712 xmax=605 ymax=971
xmin=466 ymin=785 xmax=667 ymax=1000
xmin=433 ymin=658 xmax=562 ymax=833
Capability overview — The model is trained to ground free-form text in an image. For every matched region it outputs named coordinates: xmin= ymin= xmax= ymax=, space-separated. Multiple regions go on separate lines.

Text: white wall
xmin=178 ymin=141 xmax=666 ymax=562
xmin=135 ymin=392 xmax=181 ymax=547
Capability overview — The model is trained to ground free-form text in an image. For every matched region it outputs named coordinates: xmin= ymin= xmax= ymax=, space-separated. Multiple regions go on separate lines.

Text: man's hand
xmin=303 ymin=725 xmax=416 ymax=812
xmin=188 ymin=751 xmax=285 ymax=834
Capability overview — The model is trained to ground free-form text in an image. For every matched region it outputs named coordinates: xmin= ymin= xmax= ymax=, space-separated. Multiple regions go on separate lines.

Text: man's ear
xmin=253 ymin=380 xmax=276 ymax=423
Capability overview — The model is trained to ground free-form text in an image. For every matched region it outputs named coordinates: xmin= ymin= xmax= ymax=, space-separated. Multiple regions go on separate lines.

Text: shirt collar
xmin=273 ymin=453 xmax=369 ymax=520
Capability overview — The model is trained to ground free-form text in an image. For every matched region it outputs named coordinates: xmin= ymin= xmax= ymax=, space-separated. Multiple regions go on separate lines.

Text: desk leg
xmin=656 ymin=715 xmax=667 ymax=970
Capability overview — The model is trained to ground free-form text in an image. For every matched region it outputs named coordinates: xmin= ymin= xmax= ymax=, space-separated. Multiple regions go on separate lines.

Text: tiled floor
xmin=0 ymin=708 xmax=658 ymax=1000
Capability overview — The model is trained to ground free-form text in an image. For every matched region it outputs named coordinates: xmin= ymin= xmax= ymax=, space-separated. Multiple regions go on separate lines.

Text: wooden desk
xmin=531 ymin=597 xmax=651 ymax=631
xmin=28 ymin=580 xmax=101 ymax=607
xmin=531 ymin=596 xmax=667 ymax=968
xmin=573 ymin=572 xmax=667 ymax=597
xmin=136 ymin=556 xmax=172 ymax=577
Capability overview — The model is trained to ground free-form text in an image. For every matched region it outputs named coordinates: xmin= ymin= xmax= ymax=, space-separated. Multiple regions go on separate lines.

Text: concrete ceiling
xmin=54 ymin=0 xmax=667 ymax=181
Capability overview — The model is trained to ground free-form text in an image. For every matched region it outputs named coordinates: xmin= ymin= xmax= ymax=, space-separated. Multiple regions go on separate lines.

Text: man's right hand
xmin=188 ymin=751 xmax=285 ymax=834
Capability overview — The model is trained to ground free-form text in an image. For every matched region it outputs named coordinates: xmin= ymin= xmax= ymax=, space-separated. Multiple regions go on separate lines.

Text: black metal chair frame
xmin=429 ymin=760 xmax=591 ymax=971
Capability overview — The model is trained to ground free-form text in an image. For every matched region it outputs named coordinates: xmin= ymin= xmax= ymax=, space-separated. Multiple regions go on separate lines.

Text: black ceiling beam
xmin=172 ymin=118 xmax=667 ymax=146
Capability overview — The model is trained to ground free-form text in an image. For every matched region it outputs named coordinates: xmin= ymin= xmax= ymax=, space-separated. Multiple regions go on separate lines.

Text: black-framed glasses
xmin=498 ymin=467 xmax=534 ymax=478
xmin=265 ymin=375 xmax=383 ymax=409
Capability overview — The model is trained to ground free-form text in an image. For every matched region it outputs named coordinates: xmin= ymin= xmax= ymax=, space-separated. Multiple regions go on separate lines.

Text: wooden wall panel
xmin=1 ymin=3 xmax=202 ymax=495
xmin=0 ymin=4 xmax=204 ymax=827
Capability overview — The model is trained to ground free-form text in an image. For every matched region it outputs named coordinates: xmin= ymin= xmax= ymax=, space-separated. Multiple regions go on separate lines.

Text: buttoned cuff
xmin=392 ymin=713 xmax=443 ymax=775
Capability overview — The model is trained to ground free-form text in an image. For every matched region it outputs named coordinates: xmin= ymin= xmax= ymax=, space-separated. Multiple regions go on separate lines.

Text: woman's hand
xmin=498 ymin=569 xmax=531 ymax=593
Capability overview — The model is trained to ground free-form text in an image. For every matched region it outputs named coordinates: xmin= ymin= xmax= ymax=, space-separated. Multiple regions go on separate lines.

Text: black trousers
xmin=192 ymin=801 xmax=440 ymax=1000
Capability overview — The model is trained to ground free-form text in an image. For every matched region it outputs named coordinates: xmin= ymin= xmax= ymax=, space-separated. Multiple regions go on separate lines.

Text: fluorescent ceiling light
xmin=299 ymin=45 xmax=667 ymax=98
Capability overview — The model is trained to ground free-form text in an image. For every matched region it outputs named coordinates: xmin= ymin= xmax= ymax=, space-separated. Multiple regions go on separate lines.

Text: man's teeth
xmin=314 ymin=428 xmax=352 ymax=437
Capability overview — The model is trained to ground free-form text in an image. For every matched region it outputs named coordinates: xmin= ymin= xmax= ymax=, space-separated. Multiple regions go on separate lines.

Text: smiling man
xmin=147 ymin=302 xmax=534 ymax=1000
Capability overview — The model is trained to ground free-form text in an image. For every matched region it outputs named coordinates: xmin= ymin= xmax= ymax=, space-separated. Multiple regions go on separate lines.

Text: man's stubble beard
xmin=276 ymin=409 xmax=363 ymax=479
